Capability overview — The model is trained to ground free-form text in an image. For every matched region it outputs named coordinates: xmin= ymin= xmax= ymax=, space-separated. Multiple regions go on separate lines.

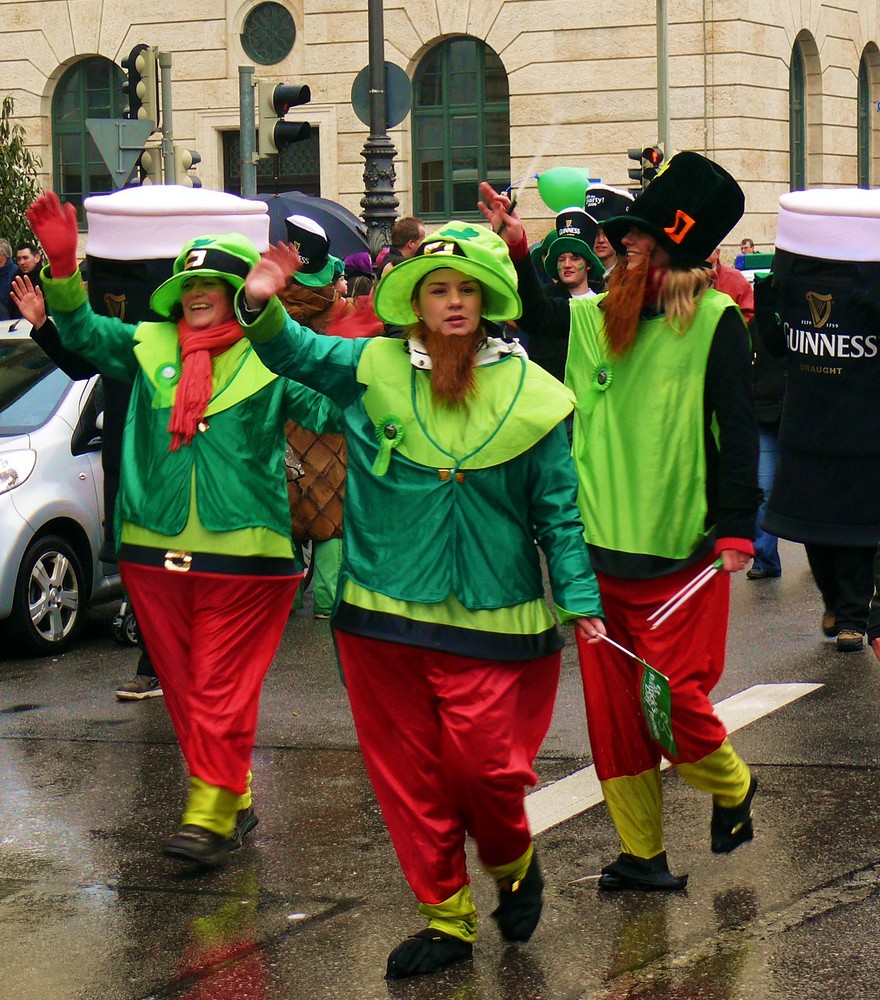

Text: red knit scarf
xmin=167 ymin=318 xmax=243 ymax=451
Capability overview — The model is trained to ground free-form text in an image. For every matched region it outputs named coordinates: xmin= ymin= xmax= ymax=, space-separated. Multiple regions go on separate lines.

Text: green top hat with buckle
xmin=373 ymin=222 xmax=522 ymax=326
xmin=150 ymin=233 xmax=259 ymax=318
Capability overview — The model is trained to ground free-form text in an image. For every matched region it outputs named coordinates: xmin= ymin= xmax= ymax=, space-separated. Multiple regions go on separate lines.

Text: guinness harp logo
xmin=806 ymin=291 xmax=833 ymax=329
xmin=104 ymin=293 xmax=126 ymax=321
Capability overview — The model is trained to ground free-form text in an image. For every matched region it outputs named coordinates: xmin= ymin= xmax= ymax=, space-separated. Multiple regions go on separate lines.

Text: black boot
xmin=385 ymin=929 xmax=473 ymax=979
xmin=491 ymin=848 xmax=544 ymax=943
xmin=164 ymin=825 xmax=230 ymax=869
xmin=598 ymin=851 xmax=688 ymax=891
xmin=227 ymin=806 xmax=259 ymax=852
xmin=711 ymin=775 xmax=757 ymax=854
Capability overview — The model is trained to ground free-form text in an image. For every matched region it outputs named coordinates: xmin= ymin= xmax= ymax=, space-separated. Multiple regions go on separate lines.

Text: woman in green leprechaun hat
xmin=27 ymin=191 xmax=341 ymax=872
xmin=237 ymin=220 xmax=607 ymax=978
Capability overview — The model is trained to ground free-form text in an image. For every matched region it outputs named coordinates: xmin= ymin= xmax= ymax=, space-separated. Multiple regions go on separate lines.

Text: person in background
xmin=0 ymin=239 xmax=16 ymax=318
xmin=740 ymin=238 xmax=757 ymax=254
xmin=279 ymin=215 xmax=363 ymax=619
xmin=708 ymin=246 xmax=755 ymax=323
xmin=241 ymin=222 xmax=605 ymax=978
xmin=746 ymin=306 xmax=786 ymax=581
xmin=376 ymin=216 xmax=425 ymax=278
xmin=343 ymin=251 xmax=375 ymax=301
xmin=29 ymin=191 xmax=341 ymax=871
xmin=584 ymin=185 xmax=635 ymax=290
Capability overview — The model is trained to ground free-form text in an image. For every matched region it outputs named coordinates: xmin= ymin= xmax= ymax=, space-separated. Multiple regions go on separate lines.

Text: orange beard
xmin=600 ymin=252 xmax=651 ymax=357
xmin=422 ymin=326 xmax=483 ymax=406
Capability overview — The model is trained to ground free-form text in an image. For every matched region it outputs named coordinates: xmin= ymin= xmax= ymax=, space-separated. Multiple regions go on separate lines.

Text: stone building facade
xmin=2 ymin=1 xmax=879 ymax=252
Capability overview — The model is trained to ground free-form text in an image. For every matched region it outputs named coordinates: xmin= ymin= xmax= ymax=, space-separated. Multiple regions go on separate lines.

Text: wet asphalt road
xmin=2 ymin=539 xmax=880 ymax=999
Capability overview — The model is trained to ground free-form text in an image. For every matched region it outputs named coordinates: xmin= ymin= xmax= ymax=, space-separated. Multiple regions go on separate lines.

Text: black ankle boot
xmin=163 ymin=825 xmax=229 ymax=869
xmin=491 ymin=848 xmax=544 ymax=943
xmin=598 ymin=851 xmax=688 ymax=891
xmin=385 ymin=929 xmax=473 ymax=979
xmin=711 ymin=776 xmax=757 ymax=854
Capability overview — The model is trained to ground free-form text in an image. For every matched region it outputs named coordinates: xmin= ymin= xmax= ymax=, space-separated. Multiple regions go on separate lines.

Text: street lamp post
xmin=360 ymin=0 xmax=399 ymax=257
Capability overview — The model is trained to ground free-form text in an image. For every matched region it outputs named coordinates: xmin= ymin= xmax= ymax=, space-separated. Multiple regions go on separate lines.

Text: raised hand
xmin=9 ymin=275 xmax=47 ymax=329
xmin=26 ymin=192 xmax=79 ymax=278
xmin=244 ymin=242 xmax=303 ymax=310
xmin=477 ymin=181 xmax=524 ymax=247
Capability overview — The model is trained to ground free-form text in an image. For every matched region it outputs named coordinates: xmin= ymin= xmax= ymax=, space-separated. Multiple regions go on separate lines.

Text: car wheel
xmin=9 ymin=535 xmax=86 ymax=656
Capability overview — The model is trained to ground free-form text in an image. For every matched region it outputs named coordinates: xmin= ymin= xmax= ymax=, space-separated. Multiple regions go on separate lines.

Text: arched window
xmin=52 ymin=57 xmax=126 ymax=224
xmin=789 ymin=43 xmax=806 ymax=191
xmin=858 ymin=47 xmax=879 ymax=189
xmin=412 ymin=38 xmax=510 ymax=220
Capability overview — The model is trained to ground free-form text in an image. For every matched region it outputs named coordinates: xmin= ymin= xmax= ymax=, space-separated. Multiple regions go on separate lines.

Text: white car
xmin=0 ymin=318 xmax=122 ymax=655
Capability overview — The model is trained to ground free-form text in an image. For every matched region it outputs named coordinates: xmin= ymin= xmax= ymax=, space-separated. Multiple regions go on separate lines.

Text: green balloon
xmin=537 ymin=167 xmax=592 ymax=212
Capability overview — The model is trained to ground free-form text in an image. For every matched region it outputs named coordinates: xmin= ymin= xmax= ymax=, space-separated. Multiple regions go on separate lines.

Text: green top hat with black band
xmin=602 ymin=151 xmax=745 ymax=268
xmin=543 ymin=208 xmax=603 ymax=279
xmin=150 ymin=233 xmax=259 ymax=318
xmin=373 ymin=222 xmax=522 ymax=326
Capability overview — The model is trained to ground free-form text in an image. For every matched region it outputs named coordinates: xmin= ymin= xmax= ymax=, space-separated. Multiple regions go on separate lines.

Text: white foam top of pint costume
xmin=84 ymin=186 xmax=270 ymax=260
xmin=776 ymin=189 xmax=880 ymax=262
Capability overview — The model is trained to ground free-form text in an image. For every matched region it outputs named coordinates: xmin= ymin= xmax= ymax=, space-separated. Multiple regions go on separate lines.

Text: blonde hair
xmin=661 ymin=266 xmax=712 ymax=334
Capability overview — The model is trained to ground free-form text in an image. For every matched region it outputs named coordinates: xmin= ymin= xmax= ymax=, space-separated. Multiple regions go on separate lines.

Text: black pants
xmin=805 ymin=543 xmax=876 ymax=631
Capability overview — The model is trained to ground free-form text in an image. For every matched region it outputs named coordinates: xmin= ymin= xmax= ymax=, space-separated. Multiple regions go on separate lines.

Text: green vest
xmin=116 ymin=322 xmax=294 ymax=542
xmin=339 ymin=338 xmax=578 ymax=608
xmin=566 ymin=290 xmax=730 ymax=559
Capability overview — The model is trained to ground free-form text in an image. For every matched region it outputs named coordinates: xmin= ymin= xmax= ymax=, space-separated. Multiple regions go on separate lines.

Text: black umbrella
xmin=254 ymin=191 xmax=370 ymax=259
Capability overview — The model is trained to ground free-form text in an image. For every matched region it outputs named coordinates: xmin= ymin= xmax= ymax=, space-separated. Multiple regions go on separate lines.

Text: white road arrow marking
xmin=526 ymin=682 xmax=823 ymax=835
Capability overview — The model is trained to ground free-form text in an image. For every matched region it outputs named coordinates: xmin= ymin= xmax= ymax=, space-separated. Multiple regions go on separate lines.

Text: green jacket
xmin=250 ymin=314 xmax=602 ymax=616
xmin=41 ymin=273 xmax=340 ymax=550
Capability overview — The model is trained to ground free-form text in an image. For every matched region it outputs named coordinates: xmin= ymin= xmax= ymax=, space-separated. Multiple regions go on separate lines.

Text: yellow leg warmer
xmin=676 ymin=739 xmax=751 ymax=808
xmin=484 ymin=842 xmax=533 ymax=887
xmin=418 ymin=885 xmax=479 ymax=943
xmin=182 ymin=776 xmax=247 ymax=838
xmin=601 ymin=766 xmax=665 ymax=859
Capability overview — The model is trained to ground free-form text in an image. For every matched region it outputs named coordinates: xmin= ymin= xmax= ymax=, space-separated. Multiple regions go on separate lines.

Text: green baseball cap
xmin=373 ymin=222 xmax=522 ymax=326
xmin=150 ymin=233 xmax=260 ymax=318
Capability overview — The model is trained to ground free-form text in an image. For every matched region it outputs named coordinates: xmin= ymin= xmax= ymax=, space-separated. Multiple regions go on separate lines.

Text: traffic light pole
xmin=159 ymin=50 xmax=175 ymax=184
xmin=657 ymin=0 xmax=670 ymax=152
xmin=240 ymin=66 xmax=257 ymax=199
xmin=360 ymin=0 xmax=399 ymax=257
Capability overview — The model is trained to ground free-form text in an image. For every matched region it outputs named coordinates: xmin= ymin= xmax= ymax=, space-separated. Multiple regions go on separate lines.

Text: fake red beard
xmin=422 ymin=326 xmax=483 ymax=406
xmin=600 ymin=253 xmax=650 ymax=357
xmin=600 ymin=255 xmax=670 ymax=356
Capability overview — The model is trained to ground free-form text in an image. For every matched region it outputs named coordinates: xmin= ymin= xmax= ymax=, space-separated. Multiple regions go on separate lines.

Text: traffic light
xmin=121 ymin=43 xmax=149 ymax=120
xmin=172 ymin=146 xmax=202 ymax=187
xmin=137 ymin=148 xmax=163 ymax=185
xmin=257 ymin=81 xmax=311 ymax=158
xmin=641 ymin=146 xmax=664 ymax=185
xmin=134 ymin=46 xmax=159 ymax=130
xmin=627 ymin=147 xmax=644 ymax=191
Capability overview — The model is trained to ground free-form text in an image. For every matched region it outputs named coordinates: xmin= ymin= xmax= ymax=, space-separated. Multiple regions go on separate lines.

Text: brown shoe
xmin=821 ymin=610 xmax=838 ymax=639
xmin=115 ymin=674 xmax=163 ymax=700
xmin=836 ymin=629 xmax=865 ymax=652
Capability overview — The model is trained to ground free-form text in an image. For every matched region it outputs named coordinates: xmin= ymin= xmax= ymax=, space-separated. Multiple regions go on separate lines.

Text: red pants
xmin=120 ymin=563 xmax=298 ymax=795
xmin=577 ymin=557 xmax=730 ymax=779
xmin=335 ymin=631 xmax=560 ymax=905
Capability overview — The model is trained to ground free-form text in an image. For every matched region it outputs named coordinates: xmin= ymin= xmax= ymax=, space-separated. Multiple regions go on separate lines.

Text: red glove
xmin=26 ymin=192 xmax=79 ymax=278
xmin=326 ymin=294 xmax=383 ymax=339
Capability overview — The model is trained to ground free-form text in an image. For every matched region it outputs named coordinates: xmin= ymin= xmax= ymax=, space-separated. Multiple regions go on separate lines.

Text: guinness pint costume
xmin=758 ymin=190 xmax=880 ymax=649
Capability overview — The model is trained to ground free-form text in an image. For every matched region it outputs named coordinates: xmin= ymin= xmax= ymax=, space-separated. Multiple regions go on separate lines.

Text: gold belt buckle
xmin=164 ymin=550 xmax=192 ymax=572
